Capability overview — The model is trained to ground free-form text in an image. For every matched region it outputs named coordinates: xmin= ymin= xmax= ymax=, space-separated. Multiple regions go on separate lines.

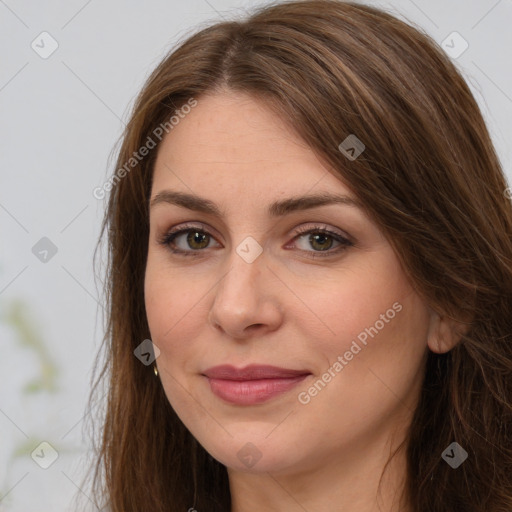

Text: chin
xmin=197 ymin=431 xmax=303 ymax=474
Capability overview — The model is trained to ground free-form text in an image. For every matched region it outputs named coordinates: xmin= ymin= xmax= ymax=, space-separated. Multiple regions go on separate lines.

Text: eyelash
xmin=157 ymin=222 xmax=354 ymax=259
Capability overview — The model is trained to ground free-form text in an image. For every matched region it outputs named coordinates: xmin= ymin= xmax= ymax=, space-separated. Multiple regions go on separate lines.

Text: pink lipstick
xmin=202 ymin=364 xmax=311 ymax=405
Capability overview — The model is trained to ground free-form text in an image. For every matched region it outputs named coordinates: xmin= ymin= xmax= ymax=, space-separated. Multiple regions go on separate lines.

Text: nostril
xmin=245 ymin=323 xmax=265 ymax=333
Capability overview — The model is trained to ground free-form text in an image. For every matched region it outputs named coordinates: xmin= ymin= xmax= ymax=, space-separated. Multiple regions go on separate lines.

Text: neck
xmin=228 ymin=421 xmax=412 ymax=512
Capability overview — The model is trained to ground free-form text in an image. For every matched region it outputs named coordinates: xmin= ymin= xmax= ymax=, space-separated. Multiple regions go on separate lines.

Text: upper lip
xmin=202 ymin=364 xmax=311 ymax=381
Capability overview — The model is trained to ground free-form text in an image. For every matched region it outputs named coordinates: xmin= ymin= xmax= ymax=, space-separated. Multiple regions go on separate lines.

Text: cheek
xmin=297 ymin=255 xmax=412 ymax=346
xmin=144 ymin=263 xmax=207 ymax=418
xmin=144 ymin=258 xmax=205 ymax=358
xmin=144 ymin=255 xmax=236 ymax=410
xmin=299 ymin=252 xmax=430 ymax=390
xmin=294 ymin=288 xmax=429 ymax=448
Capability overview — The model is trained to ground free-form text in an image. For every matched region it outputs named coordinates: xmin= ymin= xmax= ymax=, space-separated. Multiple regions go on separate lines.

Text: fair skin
xmin=144 ymin=90 xmax=462 ymax=512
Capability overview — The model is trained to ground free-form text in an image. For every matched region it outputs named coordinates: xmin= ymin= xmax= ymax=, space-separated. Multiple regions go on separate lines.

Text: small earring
xmin=153 ymin=365 xmax=159 ymax=377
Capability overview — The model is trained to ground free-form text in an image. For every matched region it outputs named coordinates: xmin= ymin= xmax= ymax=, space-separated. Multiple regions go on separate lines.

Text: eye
xmin=157 ymin=222 xmax=354 ymax=258
xmin=158 ymin=223 xmax=221 ymax=255
xmin=288 ymin=224 xmax=354 ymax=258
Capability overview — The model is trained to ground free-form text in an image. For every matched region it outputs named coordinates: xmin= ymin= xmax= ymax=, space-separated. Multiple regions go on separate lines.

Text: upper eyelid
xmin=166 ymin=222 xmax=221 ymax=241
xmin=293 ymin=224 xmax=351 ymax=240
xmin=164 ymin=222 xmax=348 ymax=238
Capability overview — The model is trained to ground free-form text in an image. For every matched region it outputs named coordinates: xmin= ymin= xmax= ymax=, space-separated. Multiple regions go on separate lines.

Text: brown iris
xmin=308 ymin=232 xmax=333 ymax=251
xmin=187 ymin=231 xmax=210 ymax=249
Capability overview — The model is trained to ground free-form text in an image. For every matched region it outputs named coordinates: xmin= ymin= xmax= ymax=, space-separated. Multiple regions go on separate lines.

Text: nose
xmin=208 ymin=246 xmax=284 ymax=340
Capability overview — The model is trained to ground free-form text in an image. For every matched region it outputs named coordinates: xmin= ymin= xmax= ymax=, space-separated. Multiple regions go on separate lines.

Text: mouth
xmin=201 ymin=364 xmax=312 ymax=405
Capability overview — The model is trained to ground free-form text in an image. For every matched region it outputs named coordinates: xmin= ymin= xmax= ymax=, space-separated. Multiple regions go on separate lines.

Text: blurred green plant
xmin=2 ymin=298 xmax=59 ymax=393
xmin=0 ymin=296 xmax=62 ymax=507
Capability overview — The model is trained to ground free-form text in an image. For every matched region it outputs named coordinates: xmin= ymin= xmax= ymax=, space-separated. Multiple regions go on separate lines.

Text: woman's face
xmin=144 ymin=91 xmax=434 ymax=475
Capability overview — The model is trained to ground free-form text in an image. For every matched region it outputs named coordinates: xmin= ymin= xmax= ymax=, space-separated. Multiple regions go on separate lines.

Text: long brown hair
xmin=83 ymin=1 xmax=512 ymax=510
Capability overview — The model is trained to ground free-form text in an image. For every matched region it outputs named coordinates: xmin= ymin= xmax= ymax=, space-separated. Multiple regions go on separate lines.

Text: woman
xmin=85 ymin=1 xmax=512 ymax=511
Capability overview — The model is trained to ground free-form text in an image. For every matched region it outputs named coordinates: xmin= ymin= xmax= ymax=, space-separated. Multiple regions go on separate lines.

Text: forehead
xmin=152 ymin=91 xmax=352 ymax=198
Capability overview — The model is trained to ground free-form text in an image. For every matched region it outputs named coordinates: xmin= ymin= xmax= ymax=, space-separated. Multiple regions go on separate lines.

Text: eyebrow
xmin=149 ymin=190 xmax=362 ymax=217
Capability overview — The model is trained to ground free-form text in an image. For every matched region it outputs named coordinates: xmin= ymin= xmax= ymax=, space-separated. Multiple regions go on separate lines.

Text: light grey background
xmin=1 ymin=0 xmax=511 ymax=510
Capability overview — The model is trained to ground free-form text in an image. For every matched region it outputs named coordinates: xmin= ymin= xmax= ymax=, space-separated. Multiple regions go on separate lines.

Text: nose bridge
xmin=209 ymin=239 xmax=282 ymax=337
xmin=219 ymin=231 xmax=266 ymax=290
xmin=217 ymin=241 xmax=263 ymax=308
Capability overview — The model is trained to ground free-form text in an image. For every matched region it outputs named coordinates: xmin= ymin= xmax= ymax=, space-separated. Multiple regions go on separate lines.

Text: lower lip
xmin=205 ymin=375 xmax=310 ymax=405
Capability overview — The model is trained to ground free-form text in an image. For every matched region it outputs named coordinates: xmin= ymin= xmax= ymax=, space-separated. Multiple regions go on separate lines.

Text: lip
xmin=202 ymin=365 xmax=311 ymax=405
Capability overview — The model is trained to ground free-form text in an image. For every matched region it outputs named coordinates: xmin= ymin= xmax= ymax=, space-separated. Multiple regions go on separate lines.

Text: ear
xmin=426 ymin=308 xmax=471 ymax=354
